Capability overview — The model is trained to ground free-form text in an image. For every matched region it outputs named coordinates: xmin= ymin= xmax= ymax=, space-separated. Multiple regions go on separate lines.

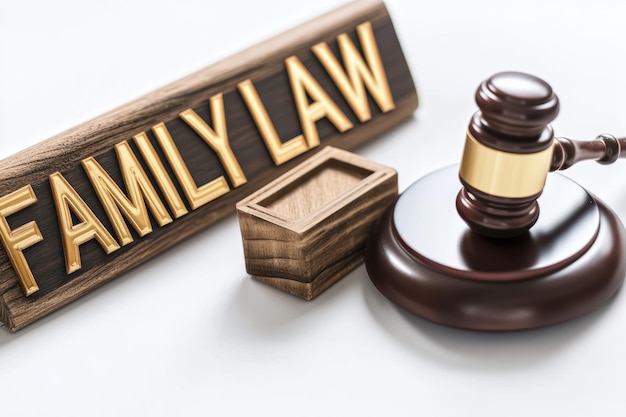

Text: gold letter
xmin=151 ymin=122 xmax=230 ymax=210
xmin=179 ymin=94 xmax=247 ymax=187
xmin=49 ymin=172 xmax=120 ymax=274
xmin=82 ymin=141 xmax=173 ymax=246
xmin=312 ymin=21 xmax=395 ymax=122
xmin=0 ymin=186 xmax=43 ymax=296
xmin=238 ymin=79 xmax=309 ymax=166
xmin=133 ymin=132 xmax=189 ymax=219
xmin=285 ymin=55 xmax=353 ymax=148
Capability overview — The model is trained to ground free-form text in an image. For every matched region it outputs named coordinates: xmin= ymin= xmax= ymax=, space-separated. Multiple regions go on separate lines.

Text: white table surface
xmin=2 ymin=1 xmax=626 ymax=416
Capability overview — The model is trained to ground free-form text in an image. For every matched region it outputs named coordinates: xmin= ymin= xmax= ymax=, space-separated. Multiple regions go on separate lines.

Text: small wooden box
xmin=236 ymin=146 xmax=397 ymax=300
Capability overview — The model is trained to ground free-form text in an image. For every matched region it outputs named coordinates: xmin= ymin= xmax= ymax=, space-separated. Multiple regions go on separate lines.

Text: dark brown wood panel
xmin=0 ymin=0 xmax=417 ymax=331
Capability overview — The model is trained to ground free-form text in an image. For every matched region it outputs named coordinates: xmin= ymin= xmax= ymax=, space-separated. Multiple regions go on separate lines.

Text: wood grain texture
xmin=0 ymin=0 xmax=416 ymax=331
xmin=253 ymin=250 xmax=365 ymax=300
xmin=237 ymin=147 xmax=398 ymax=299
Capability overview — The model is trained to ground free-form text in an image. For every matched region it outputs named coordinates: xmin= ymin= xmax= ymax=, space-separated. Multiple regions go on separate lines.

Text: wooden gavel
xmin=365 ymin=70 xmax=626 ymax=331
xmin=456 ymin=71 xmax=626 ymax=237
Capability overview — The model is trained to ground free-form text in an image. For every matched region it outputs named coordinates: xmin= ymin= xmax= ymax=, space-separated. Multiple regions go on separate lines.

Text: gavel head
xmin=456 ymin=71 xmax=560 ymax=238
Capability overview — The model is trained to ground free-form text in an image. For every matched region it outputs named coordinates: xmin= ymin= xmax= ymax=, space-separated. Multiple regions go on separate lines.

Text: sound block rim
xmin=365 ymin=168 xmax=626 ymax=331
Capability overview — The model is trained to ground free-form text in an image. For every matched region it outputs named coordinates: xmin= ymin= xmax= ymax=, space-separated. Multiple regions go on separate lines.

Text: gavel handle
xmin=550 ymin=134 xmax=626 ymax=171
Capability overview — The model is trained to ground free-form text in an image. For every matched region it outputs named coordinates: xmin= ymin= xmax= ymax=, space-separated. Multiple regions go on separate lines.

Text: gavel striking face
xmin=456 ymin=71 xmax=625 ymax=238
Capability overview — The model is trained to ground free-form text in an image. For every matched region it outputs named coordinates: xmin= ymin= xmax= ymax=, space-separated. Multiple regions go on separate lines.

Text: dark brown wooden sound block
xmin=365 ymin=165 xmax=626 ymax=331
xmin=0 ymin=0 xmax=417 ymax=331
xmin=237 ymin=146 xmax=397 ymax=300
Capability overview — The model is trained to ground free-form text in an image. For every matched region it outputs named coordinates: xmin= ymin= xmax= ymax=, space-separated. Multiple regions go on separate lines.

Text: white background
xmin=2 ymin=0 xmax=626 ymax=415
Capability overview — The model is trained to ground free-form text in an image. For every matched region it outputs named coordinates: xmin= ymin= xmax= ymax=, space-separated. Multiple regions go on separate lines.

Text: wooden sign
xmin=0 ymin=0 xmax=417 ymax=331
